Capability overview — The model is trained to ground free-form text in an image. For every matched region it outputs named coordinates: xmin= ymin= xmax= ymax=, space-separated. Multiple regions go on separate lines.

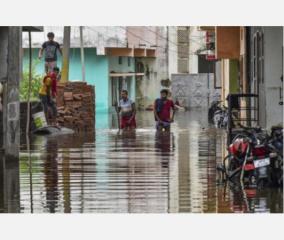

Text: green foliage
xmin=20 ymin=61 xmax=43 ymax=102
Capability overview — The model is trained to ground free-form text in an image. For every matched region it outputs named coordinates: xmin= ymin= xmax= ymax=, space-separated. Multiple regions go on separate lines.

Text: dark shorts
xmin=40 ymin=95 xmax=57 ymax=118
xmin=156 ymin=121 xmax=171 ymax=131
xmin=45 ymin=61 xmax=57 ymax=73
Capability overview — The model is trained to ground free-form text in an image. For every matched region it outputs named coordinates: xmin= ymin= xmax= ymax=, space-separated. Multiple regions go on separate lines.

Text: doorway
xmin=111 ymin=76 xmax=134 ymax=106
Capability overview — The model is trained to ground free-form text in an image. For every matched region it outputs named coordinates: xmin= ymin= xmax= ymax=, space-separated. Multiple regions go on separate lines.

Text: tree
xmin=20 ymin=61 xmax=43 ymax=102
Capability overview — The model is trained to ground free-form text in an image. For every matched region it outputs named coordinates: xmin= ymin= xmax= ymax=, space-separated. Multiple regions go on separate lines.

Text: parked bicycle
xmin=208 ymin=100 xmax=228 ymax=129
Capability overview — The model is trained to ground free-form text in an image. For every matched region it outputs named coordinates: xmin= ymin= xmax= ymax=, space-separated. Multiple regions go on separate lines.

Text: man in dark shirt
xmin=39 ymin=32 xmax=62 ymax=73
xmin=154 ymin=89 xmax=176 ymax=131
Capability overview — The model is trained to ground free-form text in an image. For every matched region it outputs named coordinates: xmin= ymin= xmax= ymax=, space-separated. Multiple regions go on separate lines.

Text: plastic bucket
xmin=32 ymin=111 xmax=47 ymax=128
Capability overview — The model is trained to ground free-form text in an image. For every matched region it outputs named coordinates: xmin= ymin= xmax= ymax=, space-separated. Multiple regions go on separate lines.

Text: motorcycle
xmin=217 ymin=125 xmax=283 ymax=188
xmin=267 ymin=126 xmax=283 ymax=186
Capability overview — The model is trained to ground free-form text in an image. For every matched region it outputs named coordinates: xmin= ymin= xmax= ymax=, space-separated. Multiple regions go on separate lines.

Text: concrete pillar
xmin=0 ymin=154 xmax=20 ymax=213
xmin=0 ymin=27 xmax=22 ymax=158
xmin=61 ymin=26 xmax=71 ymax=82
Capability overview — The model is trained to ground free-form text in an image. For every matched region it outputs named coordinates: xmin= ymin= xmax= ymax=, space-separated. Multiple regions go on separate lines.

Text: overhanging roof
xmin=199 ymin=26 xmax=215 ymax=32
xmin=22 ymin=26 xmax=43 ymax=32
xmin=105 ymin=47 xmax=156 ymax=58
xmin=110 ymin=72 xmax=144 ymax=77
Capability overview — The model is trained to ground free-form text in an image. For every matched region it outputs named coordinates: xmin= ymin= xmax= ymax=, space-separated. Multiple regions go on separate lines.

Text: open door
xmin=111 ymin=76 xmax=134 ymax=106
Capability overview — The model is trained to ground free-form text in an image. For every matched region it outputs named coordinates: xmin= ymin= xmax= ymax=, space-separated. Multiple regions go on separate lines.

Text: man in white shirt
xmin=117 ymin=90 xmax=136 ymax=130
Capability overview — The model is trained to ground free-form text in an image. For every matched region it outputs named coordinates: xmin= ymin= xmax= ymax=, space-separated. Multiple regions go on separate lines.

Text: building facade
xmin=22 ymin=26 xmax=168 ymax=112
xmin=201 ymin=26 xmax=283 ymax=130
xmin=248 ymin=27 xmax=283 ymax=128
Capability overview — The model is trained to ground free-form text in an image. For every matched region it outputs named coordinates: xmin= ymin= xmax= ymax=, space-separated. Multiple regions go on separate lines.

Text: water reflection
xmin=44 ymin=139 xmax=59 ymax=213
xmin=0 ymin=110 xmax=282 ymax=213
xmin=0 ymin=155 xmax=20 ymax=213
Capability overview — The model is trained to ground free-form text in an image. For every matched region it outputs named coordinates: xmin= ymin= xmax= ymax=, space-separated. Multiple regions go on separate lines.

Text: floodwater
xmin=0 ymin=110 xmax=283 ymax=213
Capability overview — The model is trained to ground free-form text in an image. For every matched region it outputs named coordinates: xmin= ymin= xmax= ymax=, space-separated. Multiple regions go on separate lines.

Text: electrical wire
xmin=119 ymin=26 xmax=203 ymax=56
xmin=84 ymin=26 xmax=207 ymax=57
xmin=144 ymin=26 xmax=206 ymax=48
xmin=85 ymin=26 xmax=127 ymax=48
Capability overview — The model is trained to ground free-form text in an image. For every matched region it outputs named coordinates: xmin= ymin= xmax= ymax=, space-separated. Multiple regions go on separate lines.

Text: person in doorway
xmin=39 ymin=32 xmax=62 ymax=73
xmin=154 ymin=89 xmax=176 ymax=131
xmin=117 ymin=90 xmax=136 ymax=130
xmin=39 ymin=73 xmax=57 ymax=125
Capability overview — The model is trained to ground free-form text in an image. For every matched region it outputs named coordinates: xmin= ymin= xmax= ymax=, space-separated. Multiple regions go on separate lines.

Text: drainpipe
xmin=245 ymin=27 xmax=252 ymax=126
xmin=246 ymin=27 xmax=251 ymax=94
xmin=26 ymin=30 xmax=32 ymax=135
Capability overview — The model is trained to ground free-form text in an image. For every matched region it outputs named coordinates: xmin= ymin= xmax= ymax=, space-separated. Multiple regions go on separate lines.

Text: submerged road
xmin=0 ymin=110 xmax=283 ymax=213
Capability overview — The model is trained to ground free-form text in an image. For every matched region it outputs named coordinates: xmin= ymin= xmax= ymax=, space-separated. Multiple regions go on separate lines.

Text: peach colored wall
xmin=126 ymin=27 xmax=157 ymax=48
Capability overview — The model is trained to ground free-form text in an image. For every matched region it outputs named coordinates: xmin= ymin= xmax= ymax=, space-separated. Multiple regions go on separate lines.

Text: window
xmin=128 ymin=57 xmax=131 ymax=67
xmin=118 ymin=56 xmax=122 ymax=65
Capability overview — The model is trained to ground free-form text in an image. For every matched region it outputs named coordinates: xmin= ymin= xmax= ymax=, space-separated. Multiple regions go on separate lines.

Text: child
xmin=49 ymin=67 xmax=60 ymax=98
xmin=39 ymin=32 xmax=62 ymax=73
xmin=39 ymin=74 xmax=57 ymax=125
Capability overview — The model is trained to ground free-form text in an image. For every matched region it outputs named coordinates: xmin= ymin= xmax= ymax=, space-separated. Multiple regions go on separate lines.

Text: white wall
xmin=263 ymin=27 xmax=283 ymax=128
xmin=168 ymin=26 xmax=178 ymax=78
xmin=189 ymin=26 xmax=206 ymax=74
xmin=156 ymin=26 xmax=169 ymax=82
xmin=126 ymin=26 xmax=157 ymax=48
xmin=168 ymin=26 xmax=206 ymax=76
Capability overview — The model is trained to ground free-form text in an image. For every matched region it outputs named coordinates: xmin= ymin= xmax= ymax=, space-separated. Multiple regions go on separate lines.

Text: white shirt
xmin=119 ymin=98 xmax=134 ymax=116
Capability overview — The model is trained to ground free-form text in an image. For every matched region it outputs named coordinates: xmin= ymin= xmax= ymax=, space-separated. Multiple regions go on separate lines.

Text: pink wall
xmin=126 ymin=26 xmax=157 ymax=48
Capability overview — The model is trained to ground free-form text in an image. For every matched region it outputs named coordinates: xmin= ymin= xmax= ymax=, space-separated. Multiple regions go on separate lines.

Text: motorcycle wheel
xmin=257 ymin=178 xmax=269 ymax=189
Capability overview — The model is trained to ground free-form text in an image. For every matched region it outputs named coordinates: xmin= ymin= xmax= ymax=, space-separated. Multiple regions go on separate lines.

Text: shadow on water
xmin=0 ymin=109 xmax=282 ymax=213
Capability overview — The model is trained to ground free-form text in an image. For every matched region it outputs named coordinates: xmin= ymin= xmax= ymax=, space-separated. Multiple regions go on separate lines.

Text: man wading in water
xmin=117 ymin=90 xmax=136 ymax=130
xmin=154 ymin=89 xmax=176 ymax=132
xmin=39 ymin=32 xmax=62 ymax=73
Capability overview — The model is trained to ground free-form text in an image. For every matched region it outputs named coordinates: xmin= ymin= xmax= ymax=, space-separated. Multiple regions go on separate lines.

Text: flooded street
xmin=0 ymin=110 xmax=283 ymax=213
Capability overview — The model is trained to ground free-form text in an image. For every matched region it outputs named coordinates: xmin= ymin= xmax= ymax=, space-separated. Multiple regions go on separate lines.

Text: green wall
xmin=229 ymin=59 xmax=239 ymax=93
xmin=23 ymin=48 xmax=109 ymax=113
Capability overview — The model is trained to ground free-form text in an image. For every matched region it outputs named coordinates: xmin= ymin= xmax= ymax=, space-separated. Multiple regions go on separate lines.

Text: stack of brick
xmin=56 ymin=81 xmax=95 ymax=131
